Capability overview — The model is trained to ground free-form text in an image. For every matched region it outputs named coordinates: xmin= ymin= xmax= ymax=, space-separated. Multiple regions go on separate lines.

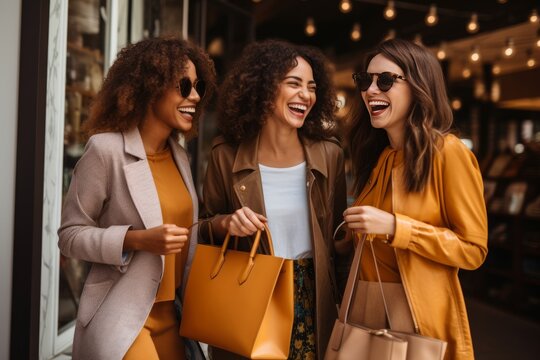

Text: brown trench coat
xmin=356 ymin=134 xmax=488 ymax=360
xmin=200 ymin=134 xmax=348 ymax=359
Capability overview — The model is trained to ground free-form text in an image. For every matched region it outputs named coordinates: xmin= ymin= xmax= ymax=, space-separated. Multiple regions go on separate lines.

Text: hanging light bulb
xmin=467 ymin=13 xmax=479 ymax=33
xmin=462 ymin=66 xmax=471 ymax=79
xmin=384 ymin=1 xmax=396 ymax=20
xmin=527 ymin=49 xmax=536 ymax=67
xmin=339 ymin=0 xmax=352 ymax=14
xmin=305 ymin=17 xmax=316 ymax=36
xmin=537 ymin=28 xmax=540 ymax=47
xmin=425 ymin=4 xmax=438 ymax=26
xmin=350 ymin=23 xmax=361 ymax=41
xmin=529 ymin=9 xmax=538 ymax=23
xmin=504 ymin=37 xmax=514 ymax=57
xmin=470 ymin=45 xmax=480 ymax=62
xmin=384 ymin=29 xmax=396 ymax=41
xmin=451 ymin=98 xmax=462 ymax=111
xmin=437 ymin=42 xmax=447 ymax=60
xmin=492 ymin=63 xmax=501 ymax=75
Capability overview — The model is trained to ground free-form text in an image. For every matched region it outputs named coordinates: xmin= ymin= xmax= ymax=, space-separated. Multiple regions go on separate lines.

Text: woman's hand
xmin=222 ymin=206 xmax=267 ymax=237
xmin=124 ymin=224 xmax=190 ymax=255
xmin=343 ymin=205 xmax=396 ymax=237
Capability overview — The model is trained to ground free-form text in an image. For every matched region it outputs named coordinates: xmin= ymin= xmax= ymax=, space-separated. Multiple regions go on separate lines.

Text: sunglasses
xmin=352 ymin=72 xmax=407 ymax=92
xmin=177 ymin=77 xmax=206 ymax=98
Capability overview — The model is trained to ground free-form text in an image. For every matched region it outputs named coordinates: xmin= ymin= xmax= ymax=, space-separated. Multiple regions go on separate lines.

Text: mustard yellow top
xmin=355 ymin=148 xmax=403 ymax=283
xmin=147 ymin=147 xmax=193 ymax=302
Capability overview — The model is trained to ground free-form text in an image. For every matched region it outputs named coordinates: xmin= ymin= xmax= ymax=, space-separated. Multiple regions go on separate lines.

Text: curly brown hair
xmin=348 ymin=38 xmax=453 ymax=194
xmin=217 ymin=39 xmax=337 ymax=143
xmin=84 ymin=36 xmax=216 ymax=140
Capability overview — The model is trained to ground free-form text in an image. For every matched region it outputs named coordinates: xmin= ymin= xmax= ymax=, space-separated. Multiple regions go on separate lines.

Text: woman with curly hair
xmin=58 ymin=37 xmax=215 ymax=360
xmin=201 ymin=39 xmax=347 ymax=359
xmin=342 ymin=38 xmax=487 ymax=359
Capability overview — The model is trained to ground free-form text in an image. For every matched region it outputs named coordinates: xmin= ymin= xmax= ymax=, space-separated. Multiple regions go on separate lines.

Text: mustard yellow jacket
xmin=356 ymin=134 xmax=488 ymax=360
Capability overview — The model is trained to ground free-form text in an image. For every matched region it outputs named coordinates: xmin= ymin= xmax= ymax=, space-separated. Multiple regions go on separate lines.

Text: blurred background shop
xmin=1 ymin=0 xmax=539 ymax=359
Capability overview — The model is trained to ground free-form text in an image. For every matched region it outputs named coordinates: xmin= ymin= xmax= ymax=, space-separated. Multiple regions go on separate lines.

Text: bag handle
xmin=210 ymin=223 xmax=274 ymax=285
xmin=338 ymin=232 xmax=393 ymax=325
xmin=337 ymin=150 xmax=398 ymax=328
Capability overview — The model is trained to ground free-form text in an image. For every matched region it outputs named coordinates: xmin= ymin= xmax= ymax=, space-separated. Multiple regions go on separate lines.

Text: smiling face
xmin=151 ymin=59 xmax=201 ymax=133
xmin=362 ymin=54 xmax=412 ymax=145
xmin=268 ymin=56 xmax=316 ymax=130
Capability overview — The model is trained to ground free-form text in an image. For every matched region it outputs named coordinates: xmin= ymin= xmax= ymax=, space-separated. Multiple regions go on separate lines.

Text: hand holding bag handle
xmin=326 ymin=232 xmax=408 ymax=360
xmin=210 ymin=224 xmax=275 ymax=284
xmin=180 ymin=223 xmax=293 ymax=359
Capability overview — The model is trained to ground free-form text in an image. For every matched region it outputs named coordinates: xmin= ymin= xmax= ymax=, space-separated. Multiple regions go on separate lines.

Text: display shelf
xmin=65 ymin=85 xmax=96 ymax=99
xmin=461 ymin=128 xmax=540 ymax=323
xmin=67 ymin=42 xmax=103 ymax=63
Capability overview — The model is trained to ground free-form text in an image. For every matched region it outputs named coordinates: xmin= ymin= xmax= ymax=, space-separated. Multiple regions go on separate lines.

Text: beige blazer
xmin=58 ymin=126 xmax=199 ymax=360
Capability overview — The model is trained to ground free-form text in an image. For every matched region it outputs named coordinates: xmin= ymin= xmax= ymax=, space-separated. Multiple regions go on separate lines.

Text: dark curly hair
xmin=84 ymin=36 xmax=216 ymax=140
xmin=348 ymin=38 xmax=453 ymax=194
xmin=217 ymin=39 xmax=337 ymax=143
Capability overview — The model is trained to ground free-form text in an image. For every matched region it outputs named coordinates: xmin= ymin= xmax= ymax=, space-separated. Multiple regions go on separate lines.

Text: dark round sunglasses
xmin=177 ymin=77 xmax=206 ymax=98
xmin=352 ymin=71 xmax=407 ymax=92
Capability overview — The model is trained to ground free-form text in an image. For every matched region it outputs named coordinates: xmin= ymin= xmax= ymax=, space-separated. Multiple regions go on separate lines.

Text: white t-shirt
xmin=259 ymin=162 xmax=312 ymax=260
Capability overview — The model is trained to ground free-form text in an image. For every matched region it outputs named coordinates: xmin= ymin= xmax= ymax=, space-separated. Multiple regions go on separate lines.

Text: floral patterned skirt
xmin=288 ymin=258 xmax=316 ymax=360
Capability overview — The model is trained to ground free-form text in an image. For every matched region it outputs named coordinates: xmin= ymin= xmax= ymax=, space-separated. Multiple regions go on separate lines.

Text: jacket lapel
xmin=122 ymin=127 xmax=163 ymax=230
xmin=231 ymin=134 xmax=270 ymax=253
xmin=354 ymin=147 xmax=394 ymax=205
xmin=232 ymin=134 xmax=266 ymax=215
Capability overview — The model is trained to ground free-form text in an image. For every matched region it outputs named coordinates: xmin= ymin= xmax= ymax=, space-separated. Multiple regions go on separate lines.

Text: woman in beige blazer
xmin=58 ymin=37 xmax=215 ymax=360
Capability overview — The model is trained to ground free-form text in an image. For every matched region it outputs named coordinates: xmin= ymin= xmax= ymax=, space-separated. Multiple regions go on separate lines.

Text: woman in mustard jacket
xmin=342 ymin=38 xmax=488 ymax=359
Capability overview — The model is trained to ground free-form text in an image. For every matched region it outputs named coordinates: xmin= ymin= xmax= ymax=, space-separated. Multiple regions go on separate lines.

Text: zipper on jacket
xmin=392 ymin=168 xmax=420 ymax=334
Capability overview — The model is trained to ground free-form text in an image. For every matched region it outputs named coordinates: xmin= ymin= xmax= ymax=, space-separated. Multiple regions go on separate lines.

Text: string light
xmin=537 ymin=28 xmax=540 ymax=47
xmin=527 ymin=49 xmax=536 ymax=67
xmin=425 ymin=4 xmax=438 ymax=26
xmin=451 ymin=98 xmax=462 ymax=111
xmin=350 ymin=23 xmax=361 ymax=41
xmin=437 ymin=42 xmax=447 ymax=60
xmin=462 ymin=66 xmax=471 ymax=79
xmin=339 ymin=0 xmax=352 ymax=14
xmin=504 ymin=37 xmax=514 ymax=57
xmin=305 ymin=17 xmax=316 ymax=36
xmin=470 ymin=45 xmax=480 ymax=62
xmin=467 ymin=13 xmax=479 ymax=33
xmin=384 ymin=1 xmax=396 ymax=20
xmin=492 ymin=64 xmax=501 ymax=75
xmin=529 ymin=9 xmax=538 ymax=23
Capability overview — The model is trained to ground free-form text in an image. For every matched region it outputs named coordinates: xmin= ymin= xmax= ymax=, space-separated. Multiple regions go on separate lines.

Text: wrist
xmin=124 ymin=229 xmax=143 ymax=251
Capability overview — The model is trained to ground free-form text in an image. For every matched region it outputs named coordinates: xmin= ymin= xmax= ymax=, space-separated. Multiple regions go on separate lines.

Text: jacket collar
xmin=231 ymin=133 xmax=329 ymax=178
xmin=123 ymin=126 xmax=147 ymax=160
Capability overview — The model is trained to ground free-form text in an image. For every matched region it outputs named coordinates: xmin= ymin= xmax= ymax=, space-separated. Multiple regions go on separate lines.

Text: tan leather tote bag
xmin=325 ymin=233 xmax=447 ymax=360
xmin=180 ymin=225 xmax=294 ymax=359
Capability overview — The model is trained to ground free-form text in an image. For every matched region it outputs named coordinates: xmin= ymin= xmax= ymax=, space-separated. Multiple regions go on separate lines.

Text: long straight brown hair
xmin=348 ymin=38 xmax=453 ymax=194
